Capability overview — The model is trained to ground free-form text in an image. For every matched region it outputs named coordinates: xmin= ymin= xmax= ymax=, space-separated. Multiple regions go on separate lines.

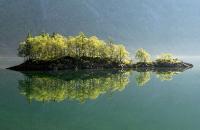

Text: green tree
xmin=17 ymin=32 xmax=131 ymax=65
xmin=156 ymin=53 xmax=180 ymax=63
xmin=117 ymin=44 xmax=129 ymax=63
xmin=135 ymin=48 xmax=151 ymax=63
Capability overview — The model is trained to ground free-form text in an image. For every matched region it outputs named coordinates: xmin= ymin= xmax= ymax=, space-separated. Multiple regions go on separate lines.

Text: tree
xmin=18 ymin=42 xmax=26 ymax=60
xmin=135 ymin=48 xmax=151 ymax=62
xmin=156 ymin=53 xmax=180 ymax=63
xmin=116 ymin=45 xmax=129 ymax=63
xmin=17 ymin=32 xmax=131 ymax=65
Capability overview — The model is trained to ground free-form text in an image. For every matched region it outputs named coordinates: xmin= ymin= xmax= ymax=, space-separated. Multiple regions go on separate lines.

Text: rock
xmin=7 ymin=56 xmax=193 ymax=71
xmin=132 ymin=61 xmax=193 ymax=72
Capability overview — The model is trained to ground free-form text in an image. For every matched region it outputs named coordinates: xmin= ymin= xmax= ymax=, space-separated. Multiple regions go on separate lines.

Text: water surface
xmin=0 ymin=59 xmax=200 ymax=130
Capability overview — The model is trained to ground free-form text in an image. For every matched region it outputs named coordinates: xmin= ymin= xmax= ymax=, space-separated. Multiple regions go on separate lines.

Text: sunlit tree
xmin=135 ymin=48 xmax=151 ymax=63
xmin=156 ymin=53 xmax=180 ymax=63
xmin=18 ymin=32 xmax=131 ymax=65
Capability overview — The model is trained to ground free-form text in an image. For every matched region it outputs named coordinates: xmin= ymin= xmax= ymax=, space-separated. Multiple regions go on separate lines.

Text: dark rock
xmin=7 ymin=56 xmax=125 ymax=71
xmin=132 ymin=61 xmax=193 ymax=72
xmin=7 ymin=56 xmax=193 ymax=71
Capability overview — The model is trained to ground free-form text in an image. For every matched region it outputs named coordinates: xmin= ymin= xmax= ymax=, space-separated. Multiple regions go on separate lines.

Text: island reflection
xmin=135 ymin=70 xmax=181 ymax=87
xmin=18 ymin=69 xmax=185 ymax=103
xmin=18 ymin=70 xmax=131 ymax=103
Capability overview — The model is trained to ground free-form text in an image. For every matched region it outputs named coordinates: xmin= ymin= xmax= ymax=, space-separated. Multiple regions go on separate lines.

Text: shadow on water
xmin=17 ymin=68 xmax=189 ymax=103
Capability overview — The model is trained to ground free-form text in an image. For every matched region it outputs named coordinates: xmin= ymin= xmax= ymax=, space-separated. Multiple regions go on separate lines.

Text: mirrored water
xmin=0 ymin=59 xmax=200 ymax=130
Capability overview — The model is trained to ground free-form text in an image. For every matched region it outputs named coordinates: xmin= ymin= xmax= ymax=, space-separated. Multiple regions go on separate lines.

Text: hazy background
xmin=1 ymin=0 xmax=200 ymax=57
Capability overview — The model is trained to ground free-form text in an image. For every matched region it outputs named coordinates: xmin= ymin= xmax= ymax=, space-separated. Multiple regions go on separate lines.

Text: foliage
xmin=18 ymin=33 xmax=184 ymax=66
xmin=156 ymin=53 xmax=181 ymax=63
xmin=135 ymin=48 xmax=151 ymax=63
xmin=18 ymin=32 xmax=130 ymax=64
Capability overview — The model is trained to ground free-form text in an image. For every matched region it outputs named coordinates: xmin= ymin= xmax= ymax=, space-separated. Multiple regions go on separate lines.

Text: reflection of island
xmin=135 ymin=69 xmax=182 ymax=87
xmin=18 ymin=70 xmax=131 ymax=103
xmin=136 ymin=72 xmax=151 ymax=87
xmin=156 ymin=71 xmax=179 ymax=81
xmin=18 ymin=68 xmax=187 ymax=103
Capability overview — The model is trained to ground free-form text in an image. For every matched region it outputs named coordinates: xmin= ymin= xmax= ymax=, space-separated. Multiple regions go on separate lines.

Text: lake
xmin=0 ymin=58 xmax=200 ymax=130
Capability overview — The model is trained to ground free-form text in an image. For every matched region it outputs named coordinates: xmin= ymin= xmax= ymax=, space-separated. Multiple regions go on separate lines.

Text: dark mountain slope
xmin=1 ymin=0 xmax=200 ymax=56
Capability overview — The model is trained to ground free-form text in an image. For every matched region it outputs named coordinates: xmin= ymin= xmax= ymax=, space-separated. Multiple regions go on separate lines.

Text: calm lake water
xmin=1 ymin=58 xmax=200 ymax=130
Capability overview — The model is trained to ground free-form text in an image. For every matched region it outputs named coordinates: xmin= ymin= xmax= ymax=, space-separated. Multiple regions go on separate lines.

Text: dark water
xmin=0 ymin=59 xmax=200 ymax=130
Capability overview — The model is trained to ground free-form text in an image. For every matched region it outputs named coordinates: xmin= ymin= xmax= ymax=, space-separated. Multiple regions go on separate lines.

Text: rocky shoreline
xmin=132 ymin=62 xmax=193 ymax=72
xmin=7 ymin=57 xmax=193 ymax=71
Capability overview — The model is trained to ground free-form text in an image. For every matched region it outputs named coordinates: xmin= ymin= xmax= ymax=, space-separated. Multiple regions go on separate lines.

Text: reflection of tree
xmin=136 ymin=72 xmax=151 ymax=87
xmin=156 ymin=71 xmax=179 ymax=81
xmin=18 ymin=70 xmax=130 ymax=103
xmin=135 ymin=70 xmax=181 ymax=86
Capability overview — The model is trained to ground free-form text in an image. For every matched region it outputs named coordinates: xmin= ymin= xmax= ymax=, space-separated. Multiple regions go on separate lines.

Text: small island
xmin=8 ymin=32 xmax=193 ymax=71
